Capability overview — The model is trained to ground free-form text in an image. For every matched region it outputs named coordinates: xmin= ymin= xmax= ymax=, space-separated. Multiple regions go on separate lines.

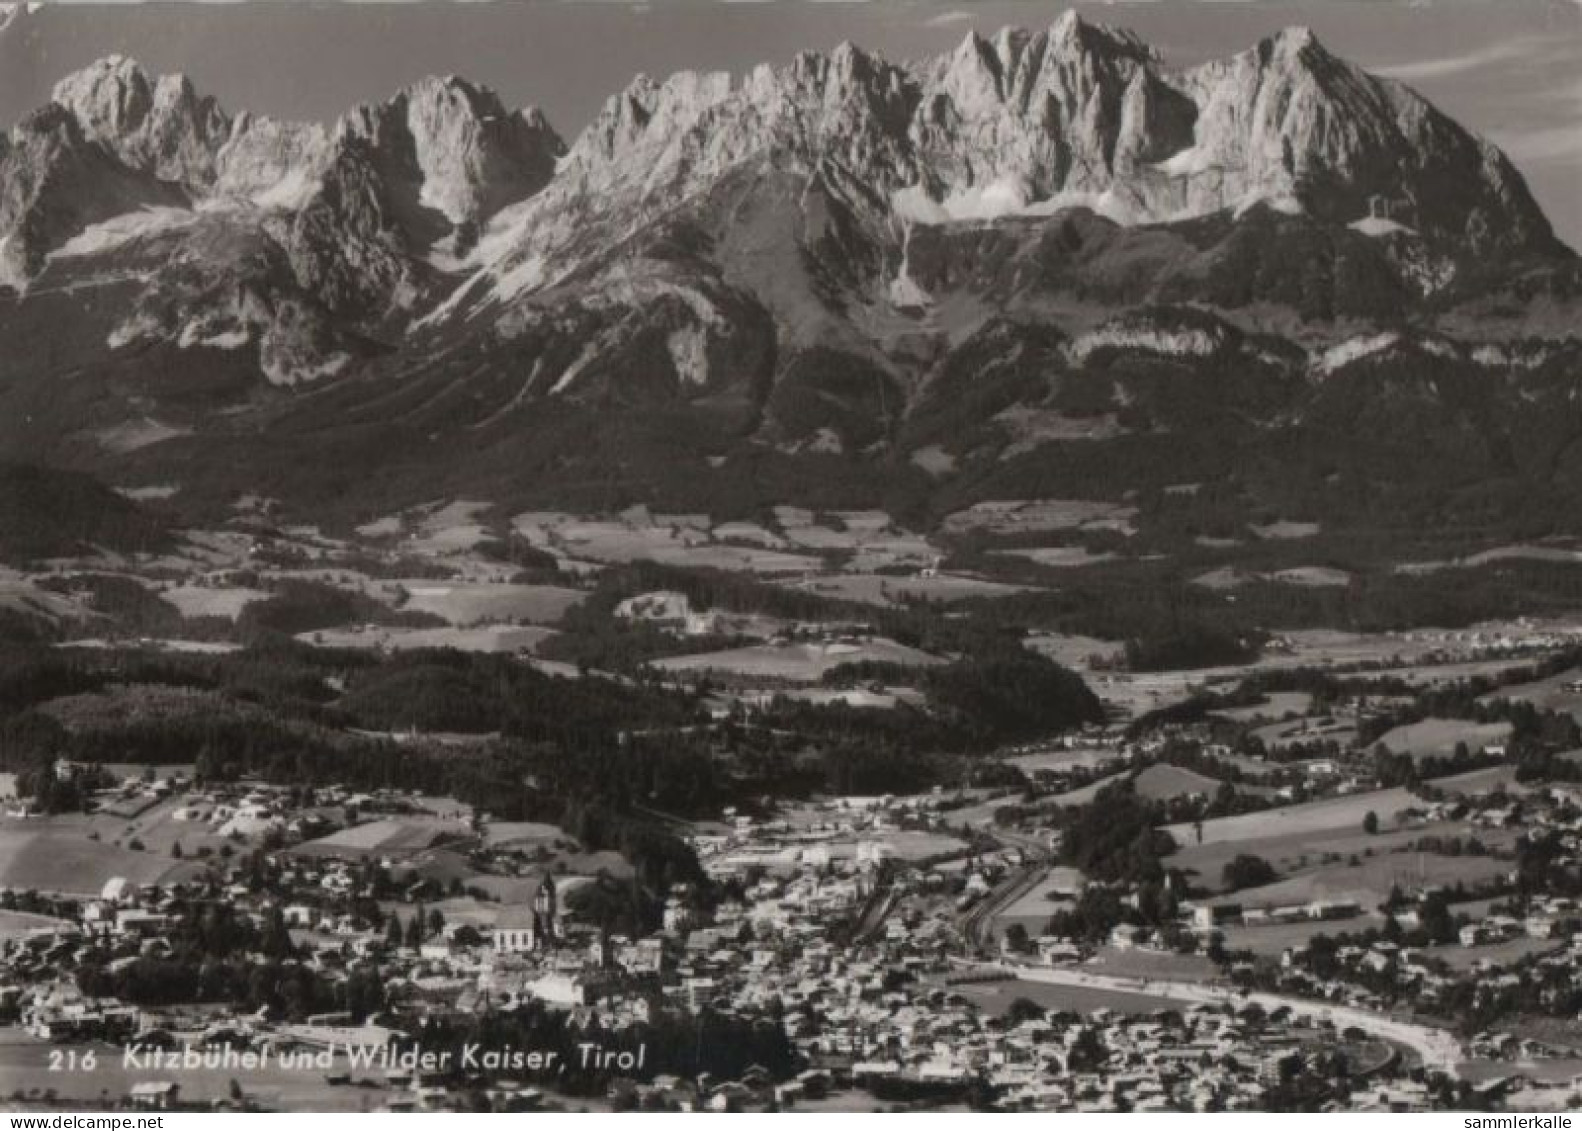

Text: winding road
xmin=977 ymin=961 xmax=1466 ymax=1079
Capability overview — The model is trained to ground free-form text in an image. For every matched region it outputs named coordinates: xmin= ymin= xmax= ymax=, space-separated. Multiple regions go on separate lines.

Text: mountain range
xmin=0 ymin=12 xmax=1578 ymax=538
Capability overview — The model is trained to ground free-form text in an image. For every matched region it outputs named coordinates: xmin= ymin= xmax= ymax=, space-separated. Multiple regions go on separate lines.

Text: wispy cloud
xmin=1373 ymin=36 xmax=1539 ymax=81
xmin=1496 ymin=123 xmax=1582 ymax=165
xmin=923 ymin=9 xmax=972 ymax=27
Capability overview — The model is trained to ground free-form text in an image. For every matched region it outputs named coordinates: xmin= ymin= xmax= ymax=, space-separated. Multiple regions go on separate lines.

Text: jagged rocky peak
xmin=337 ymin=74 xmax=565 ymax=227
xmin=51 ymin=55 xmax=231 ymax=186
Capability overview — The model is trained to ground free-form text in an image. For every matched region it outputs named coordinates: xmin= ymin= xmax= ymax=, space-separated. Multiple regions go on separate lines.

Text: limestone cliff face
xmin=2 ymin=56 xmax=565 ymax=371
xmin=0 ymin=15 xmax=1566 ymax=402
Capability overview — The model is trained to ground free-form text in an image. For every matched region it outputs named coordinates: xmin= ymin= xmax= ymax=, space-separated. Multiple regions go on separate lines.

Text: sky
xmin=2 ymin=0 xmax=1578 ymax=246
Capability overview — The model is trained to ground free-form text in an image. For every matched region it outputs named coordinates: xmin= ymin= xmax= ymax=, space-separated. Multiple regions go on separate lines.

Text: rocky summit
xmin=0 ymin=14 xmax=1576 ymax=531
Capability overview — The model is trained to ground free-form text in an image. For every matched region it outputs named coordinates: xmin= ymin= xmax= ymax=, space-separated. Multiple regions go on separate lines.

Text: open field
xmin=1085 ymin=621 xmax=1582 ymax=719
xmin=995 ymin=547 xmax=1115 ymax=569
xmin=289 ymin=816 xmax=472 ymax=861
xmin=1207 ymin=852 xmax=1510 ymax=912
xmin=1220 ymin=916 xmax=1386 ymax=957
xmin=1212 ymin=692 xmax=1315 ymax=723
xmin=725 ymin=686 xmax=923 ymax=711
xmin=158 ymin=583 xmax=270 ymax=619
xmin=392 ymin=582 xmax=583 ymax=626
xmin=1250 ymin=520 xmax=1321 ymax=540
xmin=1193 ymin=567 xmax=1351 ymax=590
xmin=1357 ymin=659 xmax=1542 ymax=688
xmin=0 ymin=910 xmax=71 ymax=943
xmin=300 ymin=624 xmax=557 ymax=653
xmin=1251 ymin=715 xmax=1358 ymax=751
xmin=1130 ymin=764 xmax=1226 ymax=802
xmin=651 ymin=637 xmax=943 ymax=681
xmin=1004 ymin=748 xmax=1123 ymax=776
xmin=1399 ymin=544 xmax=1582 ymax=575
xmin=0 ymin=822 xmax=201 ymax=895
xmin=1082 ymin=946 xmax=1220 ymax=983
xmin=1046 ymin=772 xmax=1128 ymax=808
xmin=943 ymin=499 xmax=1138 ymax=537
xmin=0 ymin=789 xmax=245 ymax=894
xmin=783 ymin=572 xmax=1030 ymax=606
xmin=513 ymin=512 xmax=823 ymax=575
xmin=1166 ymin=819 xmax=1515 ymax=893
xmin=1373 ymin=719 xmax=1513 ymax=761
xmin=1163 ymin=787 xmax=1419 ymax=847
xmin=1024 ymin=633 xmax=1126 ymax=669
xmin=1481 ymin=667 xmax=1582 ymax=725
xmin=951 ymin=977 xmax=1182 ymax=1018
xmin=997 ymin=865 xmax=1085 ymax=931
xmin=1425 ymin=937 xmax=1563 ymax=972
xmin=481 ymin=821 xmax=570 ymax=850
xmin=1432 ymin=764 xmax=1532 ymax=796
xmin=1048 ymin=762 xmax=1259 ymax=810
xmin=1270 ymin=566 xmax=1353 ymax=587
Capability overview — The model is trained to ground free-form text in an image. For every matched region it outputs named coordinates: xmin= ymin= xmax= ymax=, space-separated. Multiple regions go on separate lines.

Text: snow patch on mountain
xmin=47 ymin=206 xmax=196 ymax=260
xmin=1315 ymin=332 xmax=1401 ymax=374
xmin=1351 ymin=215 xmax=1415 ymax=238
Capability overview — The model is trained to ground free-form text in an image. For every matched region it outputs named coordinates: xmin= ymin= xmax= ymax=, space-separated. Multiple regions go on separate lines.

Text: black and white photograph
xmin=0 ymin=0 xmax=1579 ymax=1116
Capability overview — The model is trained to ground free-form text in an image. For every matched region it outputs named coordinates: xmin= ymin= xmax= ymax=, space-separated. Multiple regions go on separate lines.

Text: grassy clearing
xmin=0 ymin=824 xmax=200 ymax=895
xmin=1212 ymin=692 xmax=1315 ymax=723
xmin=290 ymin=816 xmax=471 ymax=860
xmin=1005 ymin=748 xmax=1121 ymax=775
xmin=1167 ymin=820 xmax=1508 ymax=891
xmin=1373 ymin=718 xmax=1513 ymax=761
xmin=954 ymin=978 xmax=1181 ymax=1018
xmin=394 ymin=582 xmax=583 ymax=626
xmin=1163 ymin=787 xmax=1420 ymax=847
xmin=784 ymin=572 xmax=1030 ymax=606
xmin=1481 ymin=667 xmax=1582 ymax=724
xmin=159 ymin=583 xmax=269 ymax=620
xmin=652 ymin=637 xmax=943 ymax=682
xmin=302 ymin=624 xmax=557 ymax=653
xmin=1208 ymin=852 xmax=1509 ymax=912
xmin=1131 ymin=764 xmax=1225 ymax=802
xmin=1220 ymin=916 xmax=1386 ymax=957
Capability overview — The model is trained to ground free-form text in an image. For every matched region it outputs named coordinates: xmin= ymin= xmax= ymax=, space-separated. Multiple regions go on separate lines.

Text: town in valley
xmin=2 ymin=0 xmax=1581 ymax=1116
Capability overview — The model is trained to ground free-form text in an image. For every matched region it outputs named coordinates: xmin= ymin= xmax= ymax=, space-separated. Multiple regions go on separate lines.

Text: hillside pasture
xmin=289 ymin=817 xmax=473 ymax=861
xmin=943 ymin=499 xmax=1138 ymax=537
xmin=1170 ymin=819 xmax=1517 ymax=893
xmin=1213 ymin=692 xmax=1315 ymax=723
xmin=159 ymin=583 xmax=269 ymax=620
xmin=1373 ymin=718 xmax=1513 ymax=761
xmin=651 ymin=637 xmax=943 ymax=682
xmin=1024 ymin=632 xmax=1126 ymax=670
xmin=955 ymin=978 xmax=1181 ymax=1018
xmin=1163 ymin=787 xmax=1420 ymax=847
xmin=996 ymin=547 xmax=1116 ymax=569
xmin=1131 ymin=764 xmax=1227 ymax=802
xmin=1005 ymin=748 xmax=1123 ymax=775
xmin=0 ymin=909 xmax=71 ymax=943
xmin=0 ymin=815 xmax=206 ymax=896
xmin=1480 ymin=667 xmax=1582 ymax=725
xmin=512 ymin=513 xmax=822 ymax=575
xmin=783 ymin=572 xmax=1030 ymax=606
xmin=392 ymin=582 xmax=584 ymax=626
xmin=300 ymin=624 xmax=557 ymax=653
xmin=1207 ymin=851 xmax=1509 ymax=912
